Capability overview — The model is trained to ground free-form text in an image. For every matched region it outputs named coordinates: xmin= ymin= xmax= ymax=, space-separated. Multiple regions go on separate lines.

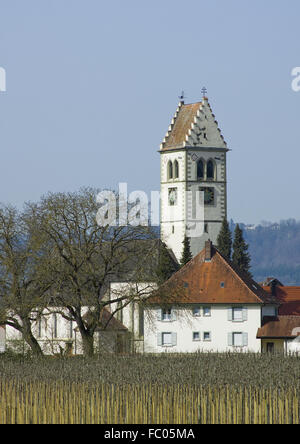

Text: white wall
xmin=4 ymin=307 xmax=89 ymax=355
xmin=287 ymin=336 xmax=300 ymax=354
xmin=144 ymin=304 xmax=262 ymax=353
xmin=110 ymin=282 xmax=157 ymax=352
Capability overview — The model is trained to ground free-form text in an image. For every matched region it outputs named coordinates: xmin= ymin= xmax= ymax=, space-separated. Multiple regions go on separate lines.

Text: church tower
xmin=160 ymin=94 xmax=229 ymax=262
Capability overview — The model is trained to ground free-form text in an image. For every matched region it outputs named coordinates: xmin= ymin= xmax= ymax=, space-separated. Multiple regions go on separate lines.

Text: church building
xmin=160 ymin=94 xmax=228 ymax=261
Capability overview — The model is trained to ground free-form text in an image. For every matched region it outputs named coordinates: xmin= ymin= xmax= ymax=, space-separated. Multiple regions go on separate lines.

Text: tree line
xmin=179 ymin=219 xmax=252 ymax=278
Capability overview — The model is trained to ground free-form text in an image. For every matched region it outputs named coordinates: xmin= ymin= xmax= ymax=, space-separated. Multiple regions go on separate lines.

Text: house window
xmin=139 ymin=305 xmax=144 ymax=337
xmin=159 ymin=332 xmax=177 ymax=346
xmin=193 ymin=332 xmax=201 ymax=341
xmin=228 ymin=332 xmax=248 ymax=347
xmin=232 ymin=307 xmax=243 ymax=322
xmin=162 ymin=332 xmax=172 ymax=345
xmin=162 ymin=308 xmax=172 ymax=321
xmin=204 ymin=223 xmax=208 ymax=233
xmin=203 ymin=307 xmax=211 ymax=317
xmin=53 ymin=313 xmax=58 ymax=339
xmin=37 ymin=319 xmax=42 ymax=338
xmin=69 ymin=320 xmax=73 ymax=339
xmin=228 ymin=307 xmax=248 ymax=322
xmin=193 ymin=307 xmax=201 ymax=317
xmin=203 ymin=332 xmax=211 ymax=341
xmin=220 ymin=282 xmax=225 ymax=288
xmin=233 ymin=332 xmax=243 ymax=347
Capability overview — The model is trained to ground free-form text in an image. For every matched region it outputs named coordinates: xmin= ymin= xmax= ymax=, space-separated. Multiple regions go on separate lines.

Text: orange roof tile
xmin=148 ymin=244 xmax=272 ymax=305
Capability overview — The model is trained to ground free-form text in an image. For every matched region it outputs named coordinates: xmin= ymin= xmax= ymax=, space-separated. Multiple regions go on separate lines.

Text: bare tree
xmin=25 ymin=188 xmax=158 ymax=356
xmin=0 ymin=205 xmax=52 ymax=356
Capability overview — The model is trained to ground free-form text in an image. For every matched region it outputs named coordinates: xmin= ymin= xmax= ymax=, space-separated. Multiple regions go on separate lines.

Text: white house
xmin=142 ymin=240 xmax=278 ymax=353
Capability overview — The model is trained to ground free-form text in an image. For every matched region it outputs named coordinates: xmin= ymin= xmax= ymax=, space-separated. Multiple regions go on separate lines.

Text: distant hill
xmin=231 ymin=219 xmax=300 ymax=285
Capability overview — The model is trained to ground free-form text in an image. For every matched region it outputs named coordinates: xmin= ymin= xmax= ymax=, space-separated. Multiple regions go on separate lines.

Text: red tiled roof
xmin=262 ymin=286 xmax=300 ymax=316
xmin=257 ymin=316 xmax=300 ymax=338
xmin=148 ymin=244 xmax=272 ymax=305
xmin=161 ymin=102 xmax=201 ymax=149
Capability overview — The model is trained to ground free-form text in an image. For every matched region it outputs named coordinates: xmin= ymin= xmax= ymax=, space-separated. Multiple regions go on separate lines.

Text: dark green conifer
xmin=180 ymin=235 xmax=193 ymax=267
xmin=232 ymin=224 xmax=252 ymax=277
xmin=156 ymin=243 xmax=179 ymax=283
xmin=217 ymin=218 xmax=232 ymax=259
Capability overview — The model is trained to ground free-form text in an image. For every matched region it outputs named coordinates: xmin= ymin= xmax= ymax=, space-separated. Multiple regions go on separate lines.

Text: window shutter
xmin=171 ymin=309 xmax=177 ymax=321
xmin=157 ymin=333 xmax=162 ymax=346
xmin=228 ymin=332 xmax=233 ymax=346
xmin=243 ymin=333 xmax=248 ymax=347
xmin=172 ymin=332 xmax=177 ymax=346
xmin=228 ymin=307 xmax=233 ymax=321
xmin=242 ymin=308 xmax=248 ymax=321
xmin=156 ymin=308 xmax=162 ymax=321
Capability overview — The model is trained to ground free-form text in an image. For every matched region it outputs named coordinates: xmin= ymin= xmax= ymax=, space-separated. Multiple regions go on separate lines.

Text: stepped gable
xmin=160 ymin=97 xmax=227 ymax=151
xmin=148 ymin=241 xmax=272 ymax=305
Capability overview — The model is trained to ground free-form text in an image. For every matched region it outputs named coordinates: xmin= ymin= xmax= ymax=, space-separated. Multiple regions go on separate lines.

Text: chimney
xmin=205 ymin=240 xmax=212 ymax=262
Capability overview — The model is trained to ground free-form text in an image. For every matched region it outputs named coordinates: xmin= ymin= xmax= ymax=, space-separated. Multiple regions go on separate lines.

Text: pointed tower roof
xmin=160 ymin=97 xmax=227 ymax=151
xmin=148 ymin=241 xmax=274 ymax=305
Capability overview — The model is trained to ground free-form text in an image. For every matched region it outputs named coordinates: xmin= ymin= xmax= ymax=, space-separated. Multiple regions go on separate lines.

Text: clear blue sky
xmin=0 ymin=0 xmax=300 ymax=224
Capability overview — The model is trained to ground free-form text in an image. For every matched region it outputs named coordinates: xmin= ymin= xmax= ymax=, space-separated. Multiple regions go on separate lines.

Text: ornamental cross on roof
xmin=201 ymin=87 xmax=207 ymax=97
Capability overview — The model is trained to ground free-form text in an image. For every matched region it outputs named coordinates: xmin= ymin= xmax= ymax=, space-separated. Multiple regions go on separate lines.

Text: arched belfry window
xmin=174 ymin=160 xmax=179 ymax=179
xmin=167 ymin=160 xmax=173 ymax=180
xmin=197 ymin=159 xmax=204 ymax=180
xmin=207 ymin=159 xmax=215 ymax=180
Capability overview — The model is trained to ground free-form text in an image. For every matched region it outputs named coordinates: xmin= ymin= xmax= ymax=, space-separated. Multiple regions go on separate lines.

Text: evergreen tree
xmin=232 ymin=224 xmax=252 ymax=277
xmin=217 ymin=218 xmax=232 ymax=259
xmin=156 ymin=243 xmax=179 ymax=283
xmin=180 ymin=235 xmax=193 ymax=267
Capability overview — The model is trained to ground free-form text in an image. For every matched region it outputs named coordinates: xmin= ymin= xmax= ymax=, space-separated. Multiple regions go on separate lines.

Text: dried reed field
xmin=0 ymin=353 xmax=299 ymax=424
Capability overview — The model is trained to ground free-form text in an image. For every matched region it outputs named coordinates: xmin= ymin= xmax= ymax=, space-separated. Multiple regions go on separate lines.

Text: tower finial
xmin=178 ymin=90 xmax=185 ymax=104
xmin=201 ymin=87 xmax=207 ymax=98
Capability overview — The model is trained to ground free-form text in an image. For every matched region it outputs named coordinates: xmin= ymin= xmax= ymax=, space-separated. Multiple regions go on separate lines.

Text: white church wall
xmin=4 ymin=307 xmax=90 ymax=355
xmin=109 ymin=281 xmax=157 ymax=352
